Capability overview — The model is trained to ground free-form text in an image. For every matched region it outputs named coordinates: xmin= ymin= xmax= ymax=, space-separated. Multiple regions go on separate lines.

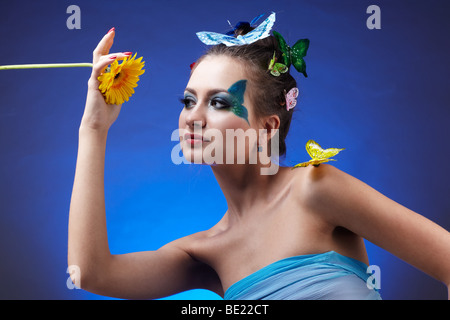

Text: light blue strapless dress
xmin=224 ymin=251 xmax=381 ymax=300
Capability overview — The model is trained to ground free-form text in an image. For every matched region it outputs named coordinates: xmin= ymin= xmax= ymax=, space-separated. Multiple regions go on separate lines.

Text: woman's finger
xmin=92 ymin=28 xmax=116 ymax=64
xmin=89 ymin=52 xmax=133 ymax=88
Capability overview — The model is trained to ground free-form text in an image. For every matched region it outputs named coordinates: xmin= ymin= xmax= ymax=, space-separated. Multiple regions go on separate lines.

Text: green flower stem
xmin=0 ymin=63 xmax=93 ymax=70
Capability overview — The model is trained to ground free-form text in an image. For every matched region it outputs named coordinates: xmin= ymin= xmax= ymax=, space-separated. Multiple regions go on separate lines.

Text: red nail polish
xmin=107 ymin=27 xmax=115 ymax=34
xmin=109 ymin=55 xmax=117 ymax=60
xmin=123 ymin=52 xmax=132 ymax=56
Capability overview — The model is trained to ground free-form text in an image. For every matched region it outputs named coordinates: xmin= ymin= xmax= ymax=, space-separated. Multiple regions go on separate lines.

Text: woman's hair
xmin=193 ymin=26 xmax=298 ymax=157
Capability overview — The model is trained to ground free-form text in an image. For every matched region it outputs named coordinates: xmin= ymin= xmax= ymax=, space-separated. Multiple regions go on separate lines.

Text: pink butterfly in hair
xmin=285 ymin=87 xmax=299 ymax=111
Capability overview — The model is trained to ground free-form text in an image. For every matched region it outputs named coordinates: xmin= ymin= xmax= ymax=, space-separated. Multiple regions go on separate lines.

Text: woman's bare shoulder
xmin=162 ymin=213 xmax=229 ymax=255
xmin=288 ymin=164 xmax=357 ymax=221
xmin=289 ymin=163 xmax=346 ymax=197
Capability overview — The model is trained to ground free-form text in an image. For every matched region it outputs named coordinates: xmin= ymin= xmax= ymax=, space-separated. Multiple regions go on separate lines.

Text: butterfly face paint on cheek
xmin=226 ymin=79 xmax=249 ymax=125
xmin=180 ymin=80 xmax=249 ymax=124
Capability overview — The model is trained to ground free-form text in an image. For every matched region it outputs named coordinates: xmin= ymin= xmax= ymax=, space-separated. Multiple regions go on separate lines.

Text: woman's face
xmin=179 ymin=55 xmax=263 ymax=165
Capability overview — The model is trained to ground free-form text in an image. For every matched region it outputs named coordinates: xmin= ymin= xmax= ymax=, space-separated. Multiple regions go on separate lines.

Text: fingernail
xmin=123 ymin=52 xmax=132 ymax=56
xmin=107 ymin=27 xmax=115 ymax=34
xmin=109 ymin=55 xmax=117 ymax=60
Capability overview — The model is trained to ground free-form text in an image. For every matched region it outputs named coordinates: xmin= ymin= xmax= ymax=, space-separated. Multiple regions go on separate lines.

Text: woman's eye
xmin=210 ymin=98 xmax=230 ymax=109
xmin=181 ymin=97 xmax=196 ymax=109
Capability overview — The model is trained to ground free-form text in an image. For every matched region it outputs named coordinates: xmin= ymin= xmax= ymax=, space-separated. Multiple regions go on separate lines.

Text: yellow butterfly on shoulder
xmin=292 ymin=140 xmax=344 ymax=169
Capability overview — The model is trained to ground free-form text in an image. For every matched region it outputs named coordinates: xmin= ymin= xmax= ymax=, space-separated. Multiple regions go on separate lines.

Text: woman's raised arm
xmin=67 ymin=30 xmax=218 ymax=299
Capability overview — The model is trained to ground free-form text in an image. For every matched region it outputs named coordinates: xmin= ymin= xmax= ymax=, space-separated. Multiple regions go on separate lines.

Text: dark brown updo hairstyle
xmin=193 ymin=25 xmax=299 ymax=157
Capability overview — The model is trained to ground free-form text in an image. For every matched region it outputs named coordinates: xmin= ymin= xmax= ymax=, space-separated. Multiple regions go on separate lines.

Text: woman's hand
xmin=80 ymin=28 xmax=131 ymax=134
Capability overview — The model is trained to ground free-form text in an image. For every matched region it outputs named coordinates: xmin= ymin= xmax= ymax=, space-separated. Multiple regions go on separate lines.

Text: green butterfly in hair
xmin=272 ymin=31 xmax=310 ymax=77
xmin=268 ymin=52 xmax=288 ymax=76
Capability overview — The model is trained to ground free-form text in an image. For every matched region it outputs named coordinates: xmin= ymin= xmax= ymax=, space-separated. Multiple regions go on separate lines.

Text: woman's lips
xmin=183 ymin=133 xmax=210 ymax=145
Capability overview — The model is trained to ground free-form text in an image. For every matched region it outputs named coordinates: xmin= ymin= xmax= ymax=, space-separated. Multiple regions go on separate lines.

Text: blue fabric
xmin=224 ymin=251 xmax=382 ymax=300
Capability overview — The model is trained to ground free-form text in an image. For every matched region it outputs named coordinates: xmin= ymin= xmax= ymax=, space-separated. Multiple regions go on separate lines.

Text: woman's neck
xmin=210 ymin=161 xmax=285 ymax=222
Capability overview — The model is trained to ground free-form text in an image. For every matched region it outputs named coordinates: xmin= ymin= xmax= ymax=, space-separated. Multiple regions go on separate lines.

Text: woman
xmin=68 ymin=19 xmax=450 ymax=300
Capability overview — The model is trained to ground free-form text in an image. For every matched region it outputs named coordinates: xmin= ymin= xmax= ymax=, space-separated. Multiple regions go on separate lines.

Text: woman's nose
xmin=185 ymin=104 xmax=207 ymax=129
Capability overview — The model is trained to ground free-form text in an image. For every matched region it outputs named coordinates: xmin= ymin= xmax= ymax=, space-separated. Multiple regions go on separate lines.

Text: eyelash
xmin=180 ymin=97 xmax=196 ymax=109
xmin=210 ymin=97 xmax=231 ymax=109
xmin=180 ymin=97 xmax=231 ymax=110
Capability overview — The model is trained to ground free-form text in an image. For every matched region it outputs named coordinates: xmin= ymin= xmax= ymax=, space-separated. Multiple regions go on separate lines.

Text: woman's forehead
xmin=187 ymin=55 xmax=248 ymax=92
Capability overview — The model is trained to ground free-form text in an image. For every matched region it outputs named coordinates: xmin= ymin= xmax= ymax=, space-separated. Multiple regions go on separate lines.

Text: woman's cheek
xmin=208 ymin=108 xmax=248 ymax=130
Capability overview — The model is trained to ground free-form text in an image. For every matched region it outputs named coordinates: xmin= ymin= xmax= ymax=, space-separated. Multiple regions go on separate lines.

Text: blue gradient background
xmin=0 ymin=0 xmax=449 ymax=300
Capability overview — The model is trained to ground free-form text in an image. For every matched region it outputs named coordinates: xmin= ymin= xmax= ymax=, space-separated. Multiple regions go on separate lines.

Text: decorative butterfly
xmin=226 ymin=13 xmax=264 ymax=36
xmin=196 ymin=12 xmax=276 ymax=47
xmin=227 ymin=80 xmax=249 ymax=124
xmin=292 ymin=140 xmax=344 ymax=168
xmin=268 ymin=52 xmax=288 ymax=76
xmin=285 ymin=87 xmax=299 ymax=111
xmin=272 ymin=31 xmax=310 ymax=77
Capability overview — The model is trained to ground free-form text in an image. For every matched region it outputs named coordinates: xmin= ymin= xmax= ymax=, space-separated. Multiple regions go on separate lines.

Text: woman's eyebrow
xmin=184 ymin=87 xmax=196 ymax=95
xmin=184 ymin=87 xmax=229 ymax=96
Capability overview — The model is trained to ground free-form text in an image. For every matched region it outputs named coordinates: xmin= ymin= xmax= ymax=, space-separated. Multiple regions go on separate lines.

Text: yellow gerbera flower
xmin=98 ymin=53 xmax=145 ymax=105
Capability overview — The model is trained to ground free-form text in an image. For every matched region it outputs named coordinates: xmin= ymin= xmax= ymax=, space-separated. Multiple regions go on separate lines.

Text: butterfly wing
xmin=196 ymin=31 xmax=243 ymax=46
xmin=250 ymin=13 xmax=265 ymax=26
xmin=227 ymin=80 xmax=246 ymax=104
xmin=268 ymin=52 xmax=276 ymax=70
xmin=274 ymin=63 xmax=288 ymax=74
xmin=241 ymin=12 xmax=276 ymax=45
xmin=306 ymin=140 xmax=344 ymax=160
xmin=320 ymin=147 xmax=345 ymax=159
xmin=291 ymin=39 xmax=310 ymax=77
xmin=293 ymin=161 xmax=312 ymax=168
xmin=231 ymin=103 xmax=249 ymax=124
xmin=287 ymin=87 xmax=299 ymax=98
xmin=291 ymin=39 xmax=309 ymax=58
xmin=272 ymin=30 xmax=291 ymax=67
xmin=293 ymin=158 xmax=333 ymax=168
xmin=270 ymin=69 xmax=280 ymax=77
xmin=285 ymin=87 xmax=299 ymax=110
xmin=305 ymin=140 xmax=324 ymax=159
xmin=227 ymin=80 xmax=249 ymax=124
xmin=269 ymin=63 xmax=288 ymax=77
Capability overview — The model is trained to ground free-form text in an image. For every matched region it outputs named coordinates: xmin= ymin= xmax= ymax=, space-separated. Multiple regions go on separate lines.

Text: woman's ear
xmin=257 ymin=114 xmax=280 ymax=156
xmin=264 ymin=114 xmax=280 ymax=140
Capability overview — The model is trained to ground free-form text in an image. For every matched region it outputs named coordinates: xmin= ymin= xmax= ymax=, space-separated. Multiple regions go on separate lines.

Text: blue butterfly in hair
xmin=225 ymin=14 xmax=264 ymax=36
xmin=196 ymin=12 xmax=276 ymax=47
